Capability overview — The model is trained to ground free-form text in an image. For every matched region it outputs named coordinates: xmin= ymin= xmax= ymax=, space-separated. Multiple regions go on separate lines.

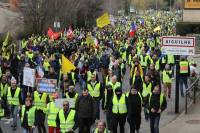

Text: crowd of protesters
xmin=0 ymin=10 xmax=198 ymax=133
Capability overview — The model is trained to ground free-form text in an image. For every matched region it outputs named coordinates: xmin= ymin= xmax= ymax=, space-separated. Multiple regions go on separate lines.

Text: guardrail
xmin=185 ymin=76 xmax=200 ymax=114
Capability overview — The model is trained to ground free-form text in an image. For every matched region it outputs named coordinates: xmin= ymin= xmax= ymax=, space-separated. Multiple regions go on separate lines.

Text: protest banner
xmin=23 ymin=67 xmax=35 ymax=87
xmin=37 ymin=78 xmax=57 ymax=93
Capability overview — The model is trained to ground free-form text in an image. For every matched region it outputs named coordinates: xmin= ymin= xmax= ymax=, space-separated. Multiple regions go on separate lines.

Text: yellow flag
xmin=154 ymin=26 xmax=161 ymax=32
xmin=96 ymin=12 xmax=110 ymax=28
xmin=2 ymin=32 xmax=10 ymax=52
xmin=62 ymin=55 xmax=76 ymax=74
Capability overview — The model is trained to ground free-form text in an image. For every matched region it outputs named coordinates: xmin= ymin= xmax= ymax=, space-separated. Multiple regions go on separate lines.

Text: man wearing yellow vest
xmin=148 ymin=85 xmax=167 ymax=133
xmin=107 ymin=75 xmax=121 ymax=92
xmin=33 ymin=89 xmax=49 ymax=133
xmin=142 ymin=74 xmax=152 ymax=121
xmin=0 ymin=82 xmax=5 ymax=133
xmin=56 ymin=100 xmax=78 ymax=133
xmin=0 ymin=74 xmax=8 ymax=117
xmin=162 ymin=64 xmax=172 ymax=98
xmin=111 ymin=87 xmax=128 ymax=133
xmin=178 ymin=57 xmax=190 ymax=97
xmin=7 ymin=77 xmax=22 ymax=131
xmin=65 ymin=85 xmax=78 ymax=110
xmin=19 ymin=97 xmax=36 ymax=133
xmin=87 ymin=74 xmax=103 ymax=120
xmin=46 ymin=92 xmax=60 ymax=133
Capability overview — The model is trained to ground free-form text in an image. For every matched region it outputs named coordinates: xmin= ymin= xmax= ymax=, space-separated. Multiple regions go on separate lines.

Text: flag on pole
xmin=96 ymin=12 xmax=111 ymax=28
xmin=139 ymin=19 xmax=145 ymax=26
xmin=129 ymin=22 xmax=137 ymax=37
xmin=2 ymin=32 xmax=10 ymax=52
xmin=62 ymin=55 xmax=76 ymax=74
xmin=67 ymin=26 xmax=74 ymax=40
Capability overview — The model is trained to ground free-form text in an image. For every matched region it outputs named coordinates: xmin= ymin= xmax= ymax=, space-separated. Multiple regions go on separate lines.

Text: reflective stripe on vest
xmin=66 ymin=93 xmax=78 ymax=109
xmin=47 ymin=102 xmax=60 ymax=127
xmin=142 ymin=83 xmax=152 ymax=97
xmin=21 ymin=105 xmax=36 ymax=126
xmin=112 ymin=94 xmax=127 ymax=114
xmin=180 ymin=61 xmax=189 ymax=74
xmin=87 ymin=82 xmax=101 ymax=97
xmin=34 ymin=91 xmax=47 ymax=110
xmin=71 ymin=72 xmax=76 ymax=85
xmin=58 ymin=109 xmax=75 ymax=133
xmin=7 ymin=87 xmax=20 ymax=105
xmin=149 ymin=93 xmax=164 ymax=107
xmin=163 ymin=70 xmax=172 ymax=83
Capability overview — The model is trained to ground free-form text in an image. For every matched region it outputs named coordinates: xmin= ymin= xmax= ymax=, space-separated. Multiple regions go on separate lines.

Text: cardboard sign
xmin=23 ymin=67 xmax=35 ymax=87
xmin=37 ymin=78 xmax=57 ymax=93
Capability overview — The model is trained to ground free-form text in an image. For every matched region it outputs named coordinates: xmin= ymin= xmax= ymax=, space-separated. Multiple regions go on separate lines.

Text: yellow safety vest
xmin=7 ymin=87 xmax=20 ymax=105
xmin=71 ymin=72 xmax=76 ymax=85
xmin=33 ymin=91 xmax=47 ymax=110
xmin=0 ymin=83 xmax=8 ymax=97
xmin=66 ymin=93 xmax=78 ymax=109
xmin=108 ymin=82 xmax=121 ymax=91
xmin=46 ymin=102 xmax=60 ymax=127
xmin=112 ymin=94 xmax=127 ymax=114
xmin=179 ymin=61 xmax=189 ymax=74
xmin=87 ymin=82 xmax=101 ymax=98
xmin=167 ymin=55 xmax=175 ymax=64
xmin=58 ymin=109 xmax=76 ymax=133
xmin=149 ymin=93 xmax=164 ymax=107
xmin=140 ymin=55 xmax=148 ymax=67
xmin=0 ymin=105 xmax=4 ymax=117
xmin=21 ymin=105 xmax=36 ymax=126
xmin=163 ymin=70 xmax=172 ymax=83
xmin=43 ymin=61 xmax=50 ymax=72
xmin=94 ymin=128 xmax=110 ymax=133
xmin=142 ymin=82 xmax=152 ymax=97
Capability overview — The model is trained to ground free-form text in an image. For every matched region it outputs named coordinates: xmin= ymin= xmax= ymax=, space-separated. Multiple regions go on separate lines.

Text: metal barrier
xmin=185 ymin=76 xmax=200 ymax=114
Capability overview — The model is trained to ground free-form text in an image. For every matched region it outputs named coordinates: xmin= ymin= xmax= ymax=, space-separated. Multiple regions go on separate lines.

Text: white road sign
xmin=161 ymin=36 xmax=195 ymax=55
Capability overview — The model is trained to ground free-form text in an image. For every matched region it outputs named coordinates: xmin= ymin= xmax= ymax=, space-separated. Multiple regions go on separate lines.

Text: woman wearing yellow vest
xmin=20 ymin=98 xmax=36 ymax=133
xmin=162 ymin=64 xmax=172 ymax=98
xmin=46 ymin=92 xmax=60 ymax=133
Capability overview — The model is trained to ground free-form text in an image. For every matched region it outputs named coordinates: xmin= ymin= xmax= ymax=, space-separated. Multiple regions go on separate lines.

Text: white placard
xmin=161 ymin=36 xmax=195 ymax=55
xmin=23 ymin=67 xmax=35 ymax=87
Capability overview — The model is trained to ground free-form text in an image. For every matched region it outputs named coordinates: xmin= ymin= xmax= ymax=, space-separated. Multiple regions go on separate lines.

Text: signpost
xmin=161 ymin=36 xmax=196 ymax=113
xmin=161 ymin=36 xmax=195 ymax=55
xmin=37 ymin=78 xmax=57 ymax=93
xmin=184 ymin=0 xmax=200 ymax=9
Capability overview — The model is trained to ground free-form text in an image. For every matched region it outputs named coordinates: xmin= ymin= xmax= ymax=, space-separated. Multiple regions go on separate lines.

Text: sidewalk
xmin=161 ymin=100 xmax=200 ymax=133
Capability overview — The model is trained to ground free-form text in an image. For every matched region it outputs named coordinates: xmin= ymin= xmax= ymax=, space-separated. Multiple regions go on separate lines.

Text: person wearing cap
xmin=7 ymin=77 xmax=22 ymax=131
xmin=87 ymin=74 xmax=103 ymax=120
xmin=46 ymin=92 xmax=60 ymax=133
xmin=148 ymin=85 xmax=167 ymax=133
xmin=65 ymin=85 xmax=78 ymax=110
xmin=32 ymin=88 xmax=49 ymax=133
xmin=111 ymin=87 xmax=128 ymax=133
xmin=91 ymin=120 xmax=110 ymax=133
xmin=127 ymin=88 xmax=142 ymax=133
xmin=76 ymin=89 xmax=96 ymax=133
xmin=19 ymin=97 xmax=36 ymax=133
xmin=177 ymin=56 xmax=190 ymax=97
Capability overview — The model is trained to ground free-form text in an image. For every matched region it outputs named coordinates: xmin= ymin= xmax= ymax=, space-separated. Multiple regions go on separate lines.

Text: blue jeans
xmin=179 ymin=77 xmax=188 ymax=97
xmin=10 ymin=105 xmax=18 ymax=127
xmin=94 ymin=98 xmax=100 ymax=120
xmin=23 ymin=128 xmax=33 ymax=133
xmin=150 ymin=114 xmax=160 ymax=133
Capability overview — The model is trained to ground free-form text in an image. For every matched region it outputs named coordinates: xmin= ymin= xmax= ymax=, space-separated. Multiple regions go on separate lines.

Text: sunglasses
xmin=63 ymin=104 xmax=69 ymax=106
